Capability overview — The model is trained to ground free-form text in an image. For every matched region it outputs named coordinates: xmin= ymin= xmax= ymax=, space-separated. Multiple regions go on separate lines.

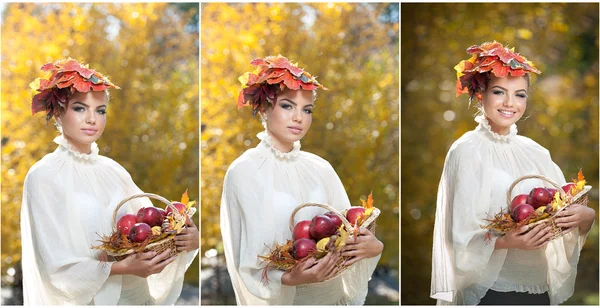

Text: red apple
xmin=293 ymin=220 xmax=312 ymax=240
xmin=292 ymin=238 xmax=316 ymax=260
xmin=346 ymin=207 xmax=366 ymax=225
xmin=166 ymin=202 xmax=187 ymax=216
xmin=512 ymin=204 xmax=536 ymax=222
xmin=309 ymin=215 xmax=337 ymax=240
xmin=527 ymin=187 xmax=552 ymax=209
xmin=510 ymin=194 xmax=529 ymax=212
xmin=129 ymin=222 xmax=152 ymax=242
xmin=117 ymin=214 xmax=138 ymax=236
xmin=547 ymin=188 xmax=558 ymax=199
xmin=324 ymin=212 xmax=343 ymax=228
xmin=136 ymin=207 xmax=166 ymax=227
xmin=562 ymin=183 xmax=576 ymax=196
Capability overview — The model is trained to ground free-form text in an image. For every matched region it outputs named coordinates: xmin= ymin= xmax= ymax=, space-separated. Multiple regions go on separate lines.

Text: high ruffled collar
xmin=475 ymin=115 xmax=518 ymax=142
xmin=257 ymin=131 xmax=301 ymax=159
xmin=53 ymin=134 xmax=99 ymax=161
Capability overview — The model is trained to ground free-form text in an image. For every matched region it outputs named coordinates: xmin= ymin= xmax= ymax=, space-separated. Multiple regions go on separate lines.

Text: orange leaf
xmin=578 ymin=169 xmax=585 ymax=182
xmin=181 ymin=189 xmax=189 ymax=205
xmin=360 ymin=192 xmax=374 ymax=209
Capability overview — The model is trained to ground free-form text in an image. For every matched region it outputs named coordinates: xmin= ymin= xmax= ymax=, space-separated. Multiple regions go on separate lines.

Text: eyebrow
xmin=491 ymin=85 xmax=527 ymax=93
xmin=279 ymin=98 xmax=314 ymax=108
xmin=71 ymin=101 xmax=107 ymax=108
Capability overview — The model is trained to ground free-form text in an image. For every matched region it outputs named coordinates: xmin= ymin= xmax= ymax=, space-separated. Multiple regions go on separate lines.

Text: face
xmin=480 ymin=75 xmax=528 ymax=135
xmin=262 ymin=88 xmax=314 ymax=152
xmin=57 ymin=91 xmax=107 ymax=153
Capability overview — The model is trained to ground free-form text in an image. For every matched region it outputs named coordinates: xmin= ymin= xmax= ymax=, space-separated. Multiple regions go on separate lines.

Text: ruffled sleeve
xmin=21 ymin=162 xmax=112 ymax=305
xmin=220 ymin=157 xmax=296 ymax=305
xmin=431 ymin=138 xmax=508 ymax=305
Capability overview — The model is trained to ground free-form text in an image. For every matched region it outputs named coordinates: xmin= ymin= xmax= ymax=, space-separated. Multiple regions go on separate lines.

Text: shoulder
xmin=514 ymin=135 xmax=551 ymax=156
xmin=25 ymin=153 xmax=61 ymax=186
xmin=224 ymin=148 xmax=261 ymax=181
xmin=298 ymin=150 xmax=335 ymax=172
xmin=445 ymin=131 xmax=480 ymax=163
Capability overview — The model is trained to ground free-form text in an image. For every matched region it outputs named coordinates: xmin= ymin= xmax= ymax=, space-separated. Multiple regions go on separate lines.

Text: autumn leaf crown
xmin=29 ymin=58 xmax=120 ymax=122
xmin=455 ymin=41 xmax=541 ymax=100
xmin=237 ymin=55 xmax=327 ymax=116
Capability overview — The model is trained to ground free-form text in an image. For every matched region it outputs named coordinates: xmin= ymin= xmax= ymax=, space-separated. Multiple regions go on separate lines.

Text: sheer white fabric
xmin=220 ymin=131 xmax=381 ymax=305
xmin=21 ymin=134 xmax=198 ymax=305
xmin=431 ymin=115 xmax=592 ymax=305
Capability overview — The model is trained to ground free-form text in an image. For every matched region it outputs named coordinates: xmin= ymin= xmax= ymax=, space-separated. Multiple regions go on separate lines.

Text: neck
xmin=485 ymin=116 xmax=510 ymax=135
xmin=63 ymin=134 xmax=93 ymax=154
xmin=265 ymin=130 xmax=294 ymax=153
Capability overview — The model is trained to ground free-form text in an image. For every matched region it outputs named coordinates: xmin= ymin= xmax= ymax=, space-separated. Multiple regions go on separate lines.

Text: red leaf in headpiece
xmin=60 ymin=59 xmax=95 ymax=78
xmin=90 ymin=83 xmax=110 ymax=91
xmin=40 ymin=63 xmax=58 ymax=71
xmin=52 ymin=72 xmax=77 ymax=89
xmin=266 ymin=56 xmax=304 ymax=77
xmin=72 ymin=77 xmax=91 ymax=92
xmin=237 ymin=90 xmax=247 ymax=109
xmin=250 ymin=58 xmax=268 ymax=67
xmin=300 ymin=83 xmax=317 ymax=91
xmin=257 ymin=68 xmax=286 ymax=84
xmin=490 ymin=62 xmax=510 ymax=77
xmin=31 ymin=91 xmax=51 ymax=115
xmin=510 ymin=69 xmax=526 ymax=77
xmin=476 ymin=57 xmax=497 ymax=69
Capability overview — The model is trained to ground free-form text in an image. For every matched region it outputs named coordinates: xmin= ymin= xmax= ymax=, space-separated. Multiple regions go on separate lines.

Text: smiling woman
xmin=21 ymin=58 xmax=199 ymax=305
xmin=430 ymin=41 xmax=595 ymax=305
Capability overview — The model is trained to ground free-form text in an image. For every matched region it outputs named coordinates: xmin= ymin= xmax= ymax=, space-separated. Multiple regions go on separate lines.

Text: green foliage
xmin=1 ymin=3 xmax=199 ymax=285
xmin=401 ymin=3 xmax=599 ymax=304
xmin=201 ymin=3 xmax=399 ymax=270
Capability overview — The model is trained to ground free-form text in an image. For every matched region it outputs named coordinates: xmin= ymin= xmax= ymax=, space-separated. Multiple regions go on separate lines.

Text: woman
xmin=21 ymin=58 xmax=199 ymax=305
xmin=430 ymin=42 xmax=596 ymax=305
xmin=220 ymin=55 xmax=384 ymax=305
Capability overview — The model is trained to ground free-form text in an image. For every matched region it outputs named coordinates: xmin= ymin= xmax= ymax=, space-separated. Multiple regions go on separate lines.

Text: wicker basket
xmin=108 ymin=193 xmax=186 ymax=261
xmin=505 ymin=174 xmax=591 ymax=239
xmin=287 ymin=203 xmax=381 ymax=281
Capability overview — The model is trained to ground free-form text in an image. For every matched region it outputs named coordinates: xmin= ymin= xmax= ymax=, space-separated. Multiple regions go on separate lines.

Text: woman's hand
xmin=110 ymin=248 xmax=177 ymax=278
xmin=495 ymin=224 xmax=552 ymax=250
xmin=281 ymin=251 xmax=341 ymax=286
xmin=175 ymin=217 xmax=199 ymax=252
xmin=340 ymin=227 xmax=384 ymax=266
xmin=554 ymin=203 xmax=596 ymax=234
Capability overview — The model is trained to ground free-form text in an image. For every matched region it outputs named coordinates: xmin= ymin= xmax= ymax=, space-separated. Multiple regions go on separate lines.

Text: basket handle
xmin=112 ymin=193 xmax=180 ymax=227
xmin=506 ymin=175 xmax=567 ymax=206
xmin=289 ymin=202 xmax=353 ymax=233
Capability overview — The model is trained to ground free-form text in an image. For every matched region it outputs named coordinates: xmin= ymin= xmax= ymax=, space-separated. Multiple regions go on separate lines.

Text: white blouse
xmin=220 ymin=131 xmax=381 ymax=305
xmin=430 ymin=116 xmax=591 ymax=305
xmin=20 ymin=134 xmax=198 ymax=305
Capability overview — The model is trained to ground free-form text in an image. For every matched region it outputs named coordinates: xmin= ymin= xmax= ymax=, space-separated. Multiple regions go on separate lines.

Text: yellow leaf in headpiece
xmin=29 ymin=78 xmax=41 ymax=91
xmin=454 ymin=60 xmax=466 ymax=78
xmin=238 ymin=72 xmax=250 ymax=86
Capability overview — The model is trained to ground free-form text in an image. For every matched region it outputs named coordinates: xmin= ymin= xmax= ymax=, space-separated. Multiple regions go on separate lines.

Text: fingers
xmin=153 ymin=255 xmax=177 ymax=273
xmin=135 ymin=251 xmax=157 ymax=261
xmin=530 ymin=228 xmax=553 ymax=248
xmin=300 ymin=257 xmax=317 ymax=271
xmin=186 ymin=216 xmax=197 ymax=228
xmin=150 ymin=248 xmax=173 ymax=264
xmin=342 ymin=255 xmax=363 ymax=267
xmin=515 ymin=224 xmax=530 ymax=235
